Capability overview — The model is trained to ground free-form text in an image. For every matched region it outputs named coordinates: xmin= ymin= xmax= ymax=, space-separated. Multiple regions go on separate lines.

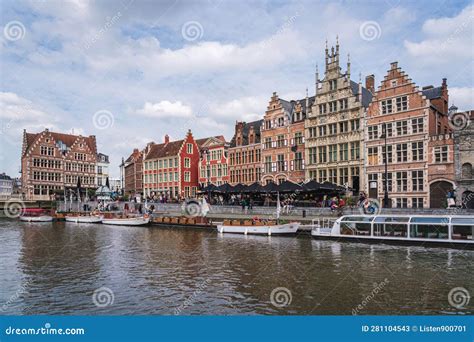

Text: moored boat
xmin=311 ymin=215 xmax=474 ymax=249
xmin=102 ymin=215 xmax=150 ymax=226
xmin=217 ymin=219 xmax=300 ymax=235
xmin=65 ymin=215 xmax=103 ymax=223
xmin=152 ymin=215 xmax=215 ymax=229
xmin=19 ymin=208 xmax=53 ymax=222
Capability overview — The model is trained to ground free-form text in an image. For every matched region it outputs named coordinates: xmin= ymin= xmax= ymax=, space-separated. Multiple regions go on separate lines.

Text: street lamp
xmin=380 ymin=123 xmax=390 ymax=208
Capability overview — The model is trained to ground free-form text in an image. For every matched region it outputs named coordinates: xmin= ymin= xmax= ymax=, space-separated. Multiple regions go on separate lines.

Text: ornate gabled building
xmin=453 ymin=109 xmax=474 ymax=209
xmin=305 ymin=40 xmax=372 ymax=193
xmin=228 ymin=120 xmax=263 ymax=185
xmin=260 ymin=92 xmax=313 ymax=184
xmin=364 ymin=61 xmax=454 ymax=208
xmin=123 ymin=148 xmax=143 ymax=197
xmin=197 ymin=136 xmax=229 ymax=187
xmin=21 ymin=129 xmax=98 ymax=200
xmin=142 ymin=131 xmax=201 ymax=199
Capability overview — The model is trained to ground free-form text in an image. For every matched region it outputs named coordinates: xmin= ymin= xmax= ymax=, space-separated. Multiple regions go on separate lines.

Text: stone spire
xmin=347 ymin=53 xmax=351 ymax=79
xmin=305 ymin=88 xmax=309 ymax=109
xmin=315 ymin=64 xmax=319 ymax=95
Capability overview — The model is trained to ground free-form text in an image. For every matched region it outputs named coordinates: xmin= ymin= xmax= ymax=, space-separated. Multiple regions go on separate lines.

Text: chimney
xmin=164 ymin=134 xmax=169 ymax=144
xmin=365 ymin=74 xmax=375 ymax=94
xmin=133 ymin=148 xmax=139 ymax=154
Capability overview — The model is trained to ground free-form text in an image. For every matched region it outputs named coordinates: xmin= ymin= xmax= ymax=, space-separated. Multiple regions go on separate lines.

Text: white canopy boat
xmin=311 ymin=215 xmax=474 ymax=249
xmin=102 ymin=215 xmax=150 ymax=226
xmin=19 ymin=215 xmax=53 ymax=222
xmin=217 ymin=192 xmax=300 ymax=235
xmin=65 ymin=215 xmax=103 ymax=223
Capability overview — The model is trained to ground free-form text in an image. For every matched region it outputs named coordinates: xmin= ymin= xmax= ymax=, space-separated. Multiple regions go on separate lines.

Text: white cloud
xmin=0 ymin=92 xmax=48 ymax=120
xmin=449 ymin=87 xmax=474 ymax=111
xmin=135 ymin=100 xmax=193 ymax=118
xmin=404 ymin=5 xmax=474 ymax=63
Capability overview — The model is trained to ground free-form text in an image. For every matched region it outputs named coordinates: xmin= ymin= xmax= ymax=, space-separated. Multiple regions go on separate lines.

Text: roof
xmin=125 ymin=149 xmax=143 ymax=164
xmin=350 ymin=80 xmax=373 ymax=108
xmin=23 ymin=130 xmax=97 ymax=156
xmin=144 ymin=140 xmax=184 ymax=160
xmin=280 ymin=96 xmax=316 ymax=120
xmin=0 ymin=173 xmax=12 ymax=180
xmin=195 ymin=135 xmax=226 ymax=148
xmin=229 ymin=119 xmax=263 ymax=148
xmin=422 ymin=86 xmax=443 ymax=100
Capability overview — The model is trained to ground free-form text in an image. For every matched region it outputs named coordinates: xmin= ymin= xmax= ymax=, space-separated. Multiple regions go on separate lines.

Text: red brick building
xmin=364 ymin=62 xmax=454 ymax=208
xmin=21 ymin=129 xmax=97 ymax=200
xmin=261 ymin=92 xmax=311 ymax=184
xmin=123 ymin=148 xmax=143 ymax=197
xmin=142 ymin=130 xmax=200 ymax=199
xmin=197 ymin=136 xmax=229 ymax=187
xmin=228 ymin=120 xmax=263 ymax=185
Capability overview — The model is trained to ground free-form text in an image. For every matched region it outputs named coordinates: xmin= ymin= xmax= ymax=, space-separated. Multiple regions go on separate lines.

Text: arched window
xmin=462 ymin=163 xmax=472 ymax=179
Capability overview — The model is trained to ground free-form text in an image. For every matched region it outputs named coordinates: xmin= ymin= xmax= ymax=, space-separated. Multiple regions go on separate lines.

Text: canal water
xmin=0 ymin=219 xmax=472 ymax=315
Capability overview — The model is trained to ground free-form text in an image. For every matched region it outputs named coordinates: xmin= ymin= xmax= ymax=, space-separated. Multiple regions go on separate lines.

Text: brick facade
xmin=124 ymin=148 xmax=143 ymax=196
xmin=198 ymin=136 xmax=229 ymax=186
xmin=364 ymin=61 xmax=454 ymax=208
xmin=21 ymin=129 xmax=97 ymax=200
xmin=228 ymin=120 xmax=263 ymax=185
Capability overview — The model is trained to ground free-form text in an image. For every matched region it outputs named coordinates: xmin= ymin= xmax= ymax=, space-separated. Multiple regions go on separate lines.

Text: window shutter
xmin=302 ymin=159 xmax=305 ymax=169
xmin=290 ymin=160 xmax=294 ymax=171
xmin=302 ymin=136 xmax=305 ymax=143
xmin=290 ymin=138 xmax=294 ymax=145
xmin=284 ymin=139 xmax=288 ymax=146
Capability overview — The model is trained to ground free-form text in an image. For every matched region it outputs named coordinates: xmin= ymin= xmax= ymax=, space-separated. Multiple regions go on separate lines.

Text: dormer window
xmin=278 ymin=117 xmax=284 ymax=126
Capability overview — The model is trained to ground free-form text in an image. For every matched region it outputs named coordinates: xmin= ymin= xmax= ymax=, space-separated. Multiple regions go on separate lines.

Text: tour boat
xmin=19 ymin=208 xmax=53 ymax=222
xmin=311 ymin=215 xmax=474 ymax=249
xmin=217 ymin=220 xmax=300 ymax=235
xmin=102 ymin=215 xmax=150 ymax=226
xmin=65 ymin=215 xmax=103 ymax=224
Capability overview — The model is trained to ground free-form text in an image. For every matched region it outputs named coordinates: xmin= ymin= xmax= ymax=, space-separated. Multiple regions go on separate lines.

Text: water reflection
xmin=0 ymin=220 xmax=472 ymax=315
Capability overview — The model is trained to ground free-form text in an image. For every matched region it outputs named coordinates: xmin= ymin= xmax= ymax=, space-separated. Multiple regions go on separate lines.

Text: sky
xmin=1 ymin=0 xmax=473 ymax=178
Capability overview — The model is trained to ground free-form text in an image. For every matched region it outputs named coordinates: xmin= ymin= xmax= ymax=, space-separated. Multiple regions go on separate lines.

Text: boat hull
xmin=217 ymin=222 xmax=300 ymax=235
xmin=102 ymin=217 xmax=150 ymax=226
xmin=19 ymin=216 xmax=53 ymax=222
xmin=311 ymin=232 xmax=474 ymax=250
xmin=65 ymin=216 xmax=103 ymax=223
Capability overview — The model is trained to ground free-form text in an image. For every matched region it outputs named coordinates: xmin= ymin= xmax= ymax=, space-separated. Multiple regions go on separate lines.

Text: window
xmin=339 ymin=168 xmax=349 ymax=185
xmin=264 ymin=156 xmax=272 ymax=173
xmin=381 ymin=99 xmax=392 ymax=114
xmin=412 ymin=142 xmax=424 ymax=161
xmin=396 ymin=121 xmax=408 ymax=136
xmin=329 ymin=169 xmax=337 ymax=184
xmin=434 ymin=146 xmax=448 ymax=163
xmin=329 ymin=79 xmax=337 ymax=91
xmin=294 ymin=132 xmax=304 ymax=145
xmin=294 ymin=152 xmax=303 ymax=170
xmin=382 ymin=145 xmax=392 ymax=164
xmin=412 ymin=170 xmax=424 ymax=191
xmin=329 ymin=101 xmax=337 ymax=112
xmin=368 ymin=125 xmax=379 ymax=140
xmin=396 ymin=143 xmax=408 ymax=162
xmin=396 ymin=96 xmax=408 ymax=111
xmin=350 ymin=142 xmax=360 ymax=160
xmin=319 ymin=104 xmax=327 ymax=114
xmin=264 ymin=137 xmax=272 ymax=149
xmin=328 ymin=145 xmax=337 ymax=162
xmin=329 ymin=123 xmax=337 ymax=135
xmin=385 ymin=123 xmax=393 ymax=137
xmin=339 ymin=121 xmax=349 ymax=133
xmin=339 ymin=143 xmax=348 ymax=161
xmin=277 ymin=154 xmax=285 ymax=171
xmin=382 ymin=172 xmax=393 ymax=192
xmin=339 ymin=98 xmax=348 ymax=110
xmin=318 ymin=169 xmax=327 ymax=182
xmin=186 ymin=143 xmax=193 ymax=154
xmin=184 ymin=158 xmax=190 ymax=168
xmin=276 ymin=135 xmax=285 ymax=148
xmin=318 ymin=125 xmax=326 ymax=137
xmin=318 ymin=146 xmax=327 ymax=163
xmin=351 ymin=119 xmax=360 ymax=131
xmin=368 ymin=147 xmax=378 ymax=166
xmin=277 ymin=117 xmax=285 ymax=126
xmin=396 ymin=171 xmax=408 ymax=191
xmin=396 ymin=198 xmax=408 ymax=208
xmin=412 ymin=198 xmax=424 ymax=208
xmin=412 ymin=118 xmax=423 ymax=133
xmin=309 ymin=147 xmax=317 ymax=164
xmin=184 ymin=171 xmax=191 ymax=182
